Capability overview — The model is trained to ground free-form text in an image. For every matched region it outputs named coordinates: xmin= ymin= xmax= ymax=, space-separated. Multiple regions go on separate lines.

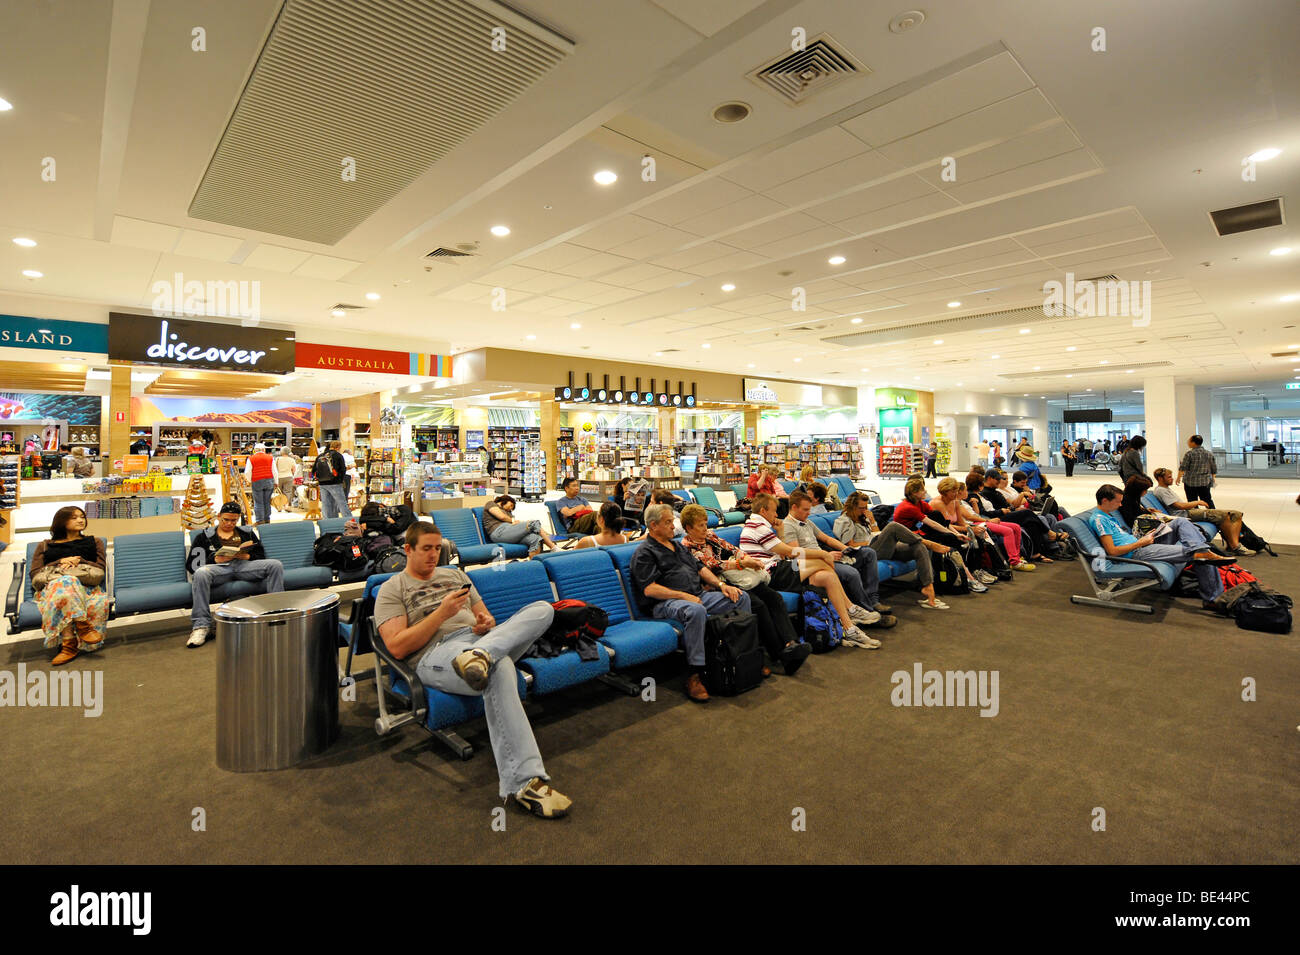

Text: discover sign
xmin=108 ymin=312 xmax=295 ymax=374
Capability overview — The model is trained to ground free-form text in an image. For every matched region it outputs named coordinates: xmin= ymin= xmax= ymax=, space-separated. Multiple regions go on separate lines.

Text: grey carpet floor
xmin=2 ymin=552 xmax=1298 ymax=865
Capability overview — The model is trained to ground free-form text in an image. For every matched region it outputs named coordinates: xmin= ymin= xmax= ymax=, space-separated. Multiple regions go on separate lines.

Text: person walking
xmin=1061 ymin=440 xmax=1076 ymax=477
xmin=243 ymin=442 xmax=276 ymax=524
xmin=924 ymin=442 xmax=938 ymax=477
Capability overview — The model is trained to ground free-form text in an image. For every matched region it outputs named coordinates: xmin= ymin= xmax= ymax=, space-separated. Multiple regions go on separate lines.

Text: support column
xmin=1143 ymin=376 xmax=1181 ymax=473
xmin=1174 ymin=383 xmax=1196 ymax=463
xmin=539 ymin=398 xmax=561 ymax=490
xmin=108 ymin=361 xmax=132 ymax=468
xmin=742 ymin=408 xmax=760 ymax=445
xmin=1194 ymin=386 xmax=1212 ymax=440
xmin=369 ymin=389 xmax=392 ymax=424
xmin=342 ymin=396 xmax=369 ymax=453
xmin=657 ymin=408 xmax=677 ymax=446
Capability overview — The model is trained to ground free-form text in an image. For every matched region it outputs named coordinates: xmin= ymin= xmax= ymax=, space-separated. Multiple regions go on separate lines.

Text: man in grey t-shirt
xmin=374 ymin=522 xmax=571 ymax=819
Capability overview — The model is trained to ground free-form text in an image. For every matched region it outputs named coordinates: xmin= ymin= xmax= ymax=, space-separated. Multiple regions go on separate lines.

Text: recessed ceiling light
xmin=593 ymin=170 xmax=617 ymax=185
xmin=990 ymin=354 xmax=1000 ymax=359
xmin=0 ymin=98 xmax=12 ymax=111
xmin=1039 ymin=396 xmax=1045 ymax=399
xmin=1282 ymin=295 xmax=1300 ymax=303
xmin=988 ymin=388 xmax=994 ymax=392
xmin=1126 ymin=369 xmax=1134 ymax=373
xmin=1019 ymin=328 xmax=1031 ymax=335
xmin=947 ymin=301 xmax=961 ymax=308
xmin=1271 ymin=247 xmax=1292 ymax=256
xmin=525 ymin=334 xmax=536 ymax=340
xmin=956 ymin=382 xmax=963 ymax=386
xmin=570 ymin=322 xmax=581 ymax=329
xmin=1022 ymin=393 xmax=1029 ymax=397
xmin=861 ymin=368 xmax=870 ymax=372
xmin=1099 ymin=360 xmax=1109 ymax=365
xmin=828 ymin=255 xmax=846 ymax=265
xmin=702 ymin=343 xmax=712 ymax=349
xmin=365 ymin=292 xmax=380 ymax=300
xmin=1066 ymin=345 xmax=1077 ymax=352
xmin=850 ymin=317 xmax=863 ymax=324
xmin=933 ymin=339 xmax=944 ymax=345
xmin=12 ymin=237 xmax=36 ymax=247
xmin=21 ymin=269 xmax=42 ymax=278
xmin=654 ymin=351 xmax=663 ymax=357
xmin=1248 ymin=147 xmax=1281 ymax=162
xmin=1065 ymin=374 xmax=1073 ymax=378
xmin=331 ymin=309 xmax=345 ymax=317
xmin=913 ymin=376 xmax=920 ymax=381
xmin=490 ymin=225 xmax=511 ymax=237
xmin=1033 ymin=365 xmax=1041 ymax=370
xmin=1086 ymin=388 xmax=1093 ymax=391
xmin=721 ymin=283 xmax=736 ymax=292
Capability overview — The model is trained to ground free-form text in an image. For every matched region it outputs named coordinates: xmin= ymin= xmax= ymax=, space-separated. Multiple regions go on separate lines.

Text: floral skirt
xmin=35 ymin=576 xmax=110 ymax=651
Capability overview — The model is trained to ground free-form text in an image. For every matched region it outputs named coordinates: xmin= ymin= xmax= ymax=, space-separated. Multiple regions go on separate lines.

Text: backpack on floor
xmin=931 ymin=551 xmax=970 ymax=595
xmin=1218 ymin=563 xmax=1258 ymax=590
xmin=799 ymin=589 xmax=842 ymax=653
xmin=312 ymin=533 xmax=367 ymax=571
xmin=1233 ymin=583 xmax=1292 ymax=634
xmin=703 ymin=611 xmax=764 ymax=695
xmin=1238 ymin=522 xmax=1277 ymax=557
xmin=977 ymin=535 xmax=1014 ymax=581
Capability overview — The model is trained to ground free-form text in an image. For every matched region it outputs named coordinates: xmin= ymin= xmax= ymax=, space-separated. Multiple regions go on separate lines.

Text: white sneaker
xmin=968 ymin=579 xmax=989 ymax=593
xmin=975 ymin=570 xmax=998 ymax=585
xmin=848 ymin=604 xmax=881 ymax=625
xmin=1231 ymin=545 xmax=1255 ymax=557
xmin=841 ymin=625 xmax=881 ymax=649
xmin=186 ymin=627 xmax=210 ymax=648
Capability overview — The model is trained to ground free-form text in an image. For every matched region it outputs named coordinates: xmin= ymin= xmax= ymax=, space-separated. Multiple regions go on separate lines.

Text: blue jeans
xmin=191 ymin=559 xmax=285 ymax=629
xmin=651 ymin=590 xmax=751 ymax=666
xmin=251 ymin=478 xmax=275 ymax=524
xmin=1102 ymin=519 xmax=1224 ymax=601
xmin=489 ymin=520 xmax=543 ymax=552
xmin=841 ymin=547 xmax=881 ymax=607
xmin=320 ymin=483 xmax=351 ymax=519
xmin=415 ymin=601 xmax=554 ymax=798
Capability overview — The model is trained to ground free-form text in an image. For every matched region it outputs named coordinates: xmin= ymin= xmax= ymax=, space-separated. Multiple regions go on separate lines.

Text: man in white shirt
xmin=1151 ymin=468 xmax=1249 ymax=555
xmin=342 ymin=448 xmax=359 ymax=497
xmin=740 ymin=493 xmax=878 ymax=648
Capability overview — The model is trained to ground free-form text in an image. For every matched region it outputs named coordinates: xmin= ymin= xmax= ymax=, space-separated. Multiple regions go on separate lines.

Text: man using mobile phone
xmin=375 ymin=522 xmax=571 ymax=819
xmin=186 ymin=501 xmax=285 ymax=648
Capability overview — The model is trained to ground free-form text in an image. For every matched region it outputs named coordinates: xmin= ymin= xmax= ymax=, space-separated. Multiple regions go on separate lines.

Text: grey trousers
xmin=869 ymin=522 xmax=933 ymax=587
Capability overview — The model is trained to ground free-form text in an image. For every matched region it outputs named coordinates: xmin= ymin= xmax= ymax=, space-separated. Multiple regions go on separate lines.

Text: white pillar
xmin=1175 ymin=382 xmax=1196 ymax=452
xmin=1143 ymin=376 xmax=1180 ymax=474
xmin=1194 ymin=386 xmax=1212 ymax=440
xmin=857 ymin=385 xmax=879 ymax=480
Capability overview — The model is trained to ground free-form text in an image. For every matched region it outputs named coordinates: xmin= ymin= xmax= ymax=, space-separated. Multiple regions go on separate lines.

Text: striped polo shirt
xmin=740 ymin=513 xmax=782 ymax=569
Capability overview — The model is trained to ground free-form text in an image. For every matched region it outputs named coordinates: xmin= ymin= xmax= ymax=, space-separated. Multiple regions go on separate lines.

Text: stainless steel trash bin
xmin=215 ymin=589 xmax=340 ymax=772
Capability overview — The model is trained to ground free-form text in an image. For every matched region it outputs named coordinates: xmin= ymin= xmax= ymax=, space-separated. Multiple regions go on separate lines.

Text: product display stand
xmin=180 ymin=474 xmax=216 ymax=529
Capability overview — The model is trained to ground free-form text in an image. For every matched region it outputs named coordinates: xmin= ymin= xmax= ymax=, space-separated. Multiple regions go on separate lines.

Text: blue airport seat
xmin=112 ymin=531 xmax=193 ymax=615
xmin=1141 ymin=492 xmax=1217 ymax=542
xmin=1059 ymin=509 xmax=1176 ymax=614
xmin=468 ymin=560 xmax=612 ymax=693
xmin=544 ymin=547 xmax=679 ymax=667
xmin=543 ymin=499 xmax=579 ymax=541
xmin=427 ymin=508 xmax=498 ymax=565
xmin=690 ymin=485 xmax=743 ymax=525
xmin=257 ymin=521 xmax=333 ymax=590
xmin=469 ymin=506 xmax=531 ymax=559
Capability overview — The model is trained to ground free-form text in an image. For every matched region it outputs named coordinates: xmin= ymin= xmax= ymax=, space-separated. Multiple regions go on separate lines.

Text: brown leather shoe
xmin=761 ymin=666 xmax=772 ymax=678
xmin=51 ymin=635 xmax=79 ymax=666
xmin=685 ymin=672 xmax=710 ymax=703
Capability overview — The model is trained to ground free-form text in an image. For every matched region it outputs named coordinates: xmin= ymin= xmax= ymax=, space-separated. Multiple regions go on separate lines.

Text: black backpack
xmin=313 ymin=533 xmax=367 ymax=571
xmin=1233 ymin=583 xmax=1292 ymax=634
xmin=931 ymin=551 xmax=970 ymax=595
xmin=1237 ymin=522 xmax=1277 ymax=557
xmin=977 ymin=534 xmax=1013 ymax=581
xmin=371 ymin=548 xmax=406 ymax=574
xmin=703 ymin=611 xmax=764 ymax=695
xmin=871 ymin=504 xmax=896 ymax=530
xmin=312 ymin=451 xmax=338 ymax=483
xmin=528 ymin=599 xmax=608 ymax=663
xmin=363 ymin=533 xmax=396 ymax=559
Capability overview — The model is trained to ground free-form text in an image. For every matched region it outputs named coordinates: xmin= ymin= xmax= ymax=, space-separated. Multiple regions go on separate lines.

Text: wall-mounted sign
xmin=297 ymin=342 xmax=409 ymax=374
xmin=0 ymin=315 xmax=108 ymax=354
xmin=1286 ymin=383 xmax=1300 ymax=391
xmin=743 ymin=378 xmax=822 ymax=406
xmin=109 ymin=312 xmax=295 ymax=374
xmin=554 ymin=385 xmax=695 ymax=407
xmin=876 ymin=388 xmax=919 ymax=409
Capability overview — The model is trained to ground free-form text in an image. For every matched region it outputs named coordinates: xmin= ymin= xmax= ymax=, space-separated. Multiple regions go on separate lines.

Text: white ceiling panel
xmin=914 ymin=122 xmax=1084 ymax=189
xmin=629 ymin=269 xmax=696 ymax=292
xmin=836 ymin=192 xmax=961 ymax=236
xmin=111 ymin=216 xmax=180 ymax=253
xmin=570 ymin=214 xmax=662 ymax=250
xmin=803 ymin=174 xmax=937 ymax=224
xmin=553 ymin=251 xmax=637 ymax=277
xmin=638 ymin=178 xmax=754 ymax=226
xmin=841 ymin=51 xmax=1035 ymax=148
xmin=690 ymin=249 xmax=771 ymax=276
xmin=438 ymin=283 xmax=495 ymax=304
xmin=242 ymin=244 xmax=312 ymax=273
xmin=763 ymin=151 xmax=903 ymax=208
xmin=650 ymin=241 xmax=740 ymax=270
xmin=876 ymin=90 xmax=1062 ymax=168
xmin=722 ymin=127 xmax=872 ymax=193
xmin=294 ymin=254 xmax=363 ymax=280
xmin=676 ymin=194 xmax=788 ymax=236
xmin=172 ymin=229 xmax=243 ymax=262
xmin=944 ymin=147 xmax=1102 ymax=204
xmin=725 ymin=212 xmax=827 ymax=250
xmin=1018 ymin=223 xmax=1153 ymax=257
xmin=516 ymin=242 xmax=600 ymax=271
xmin=599 ymin=262 xmax=671 ymax=286
xmin=511 ymin=270 xmax=580 ymax=294
xmin=1013 ymin=208 xmax=1145 ymax=247
xmin=608 ymin=226 xmax=699 ymax=260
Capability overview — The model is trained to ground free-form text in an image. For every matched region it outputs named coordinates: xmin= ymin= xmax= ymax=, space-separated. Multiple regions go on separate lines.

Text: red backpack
xmin=547 ymin=599 xmax=609 ymax=644
xmin=1218 ymin=563 xmax=1258 ymax=590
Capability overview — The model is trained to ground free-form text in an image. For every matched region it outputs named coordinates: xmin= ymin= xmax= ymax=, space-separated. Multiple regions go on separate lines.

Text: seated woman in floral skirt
xmin=31 ymin=506 xmax=110 ymax=665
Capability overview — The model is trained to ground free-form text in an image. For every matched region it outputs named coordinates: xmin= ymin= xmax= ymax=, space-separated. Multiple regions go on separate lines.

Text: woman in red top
xmin=746 ymin=466 xmax=789 ymax=518
xmin=893 ymin=477 xmax=982 ymax=592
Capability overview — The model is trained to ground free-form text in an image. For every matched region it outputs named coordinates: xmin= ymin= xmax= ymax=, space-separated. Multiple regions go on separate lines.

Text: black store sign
xmin=109 ymin=312 xmax=296 ymax=374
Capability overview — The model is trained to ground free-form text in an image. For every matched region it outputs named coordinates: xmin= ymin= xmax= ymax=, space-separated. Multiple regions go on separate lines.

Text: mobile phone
xmin=455 ymin=583 xmax=472 ymax=595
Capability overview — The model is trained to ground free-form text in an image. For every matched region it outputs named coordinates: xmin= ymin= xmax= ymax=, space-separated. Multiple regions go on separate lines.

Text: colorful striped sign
xmin=410 ymin=352 xmax=453 ymax=376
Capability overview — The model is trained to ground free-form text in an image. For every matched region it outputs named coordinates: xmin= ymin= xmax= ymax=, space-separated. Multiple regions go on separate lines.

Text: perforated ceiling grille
xmin=823 ymin=304 xmax=1076 ymax=348
xmin=189 ymin=0 xmax=573 ymax=244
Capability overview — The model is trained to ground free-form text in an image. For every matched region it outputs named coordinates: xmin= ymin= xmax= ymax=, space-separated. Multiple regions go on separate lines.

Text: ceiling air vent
xmin=1208 ymin=198 xmax=1284 ymax=236
xmin=426 ymin=248 xmax=476 ymax=258
xmin=824 ymin=304 xmax=1075 ymax=348
xmin=746 ymin=34 xmax=868 ymax=104
xmin=189 ymin=0 xmax=574 ymax=244
xmin=1269 ymin=351 xmax=1299 ymax=358
xmin=330 ymin=303 xmax=366 ymax=311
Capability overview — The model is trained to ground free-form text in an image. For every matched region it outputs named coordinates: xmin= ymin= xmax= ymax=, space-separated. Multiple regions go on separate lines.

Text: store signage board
xmin=742 ymin=378 xmax=822 ymax=406
xmin=121 ymin=454 xmax=148 ymax=474
xmin=297 ymin=341 xmax=443 ymax=375
xmin=1286 ymin=383 xmax=1300 ymax=390
xmin=0 ymin=315 xmax=108 ymax=354
xmin=108 ymin=312 xmax=295 ymax=374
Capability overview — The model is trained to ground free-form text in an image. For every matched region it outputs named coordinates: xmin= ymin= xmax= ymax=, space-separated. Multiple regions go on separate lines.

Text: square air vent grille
xmin=330 ymin=303 xmax=366 ymax=311
xmin=1208 ymin=198 xmax=1284 ymax=236
xmin=426 ymin=248 xmax=475 ymax=258
xmin=747 ymin=34 xmax=868 ymax=104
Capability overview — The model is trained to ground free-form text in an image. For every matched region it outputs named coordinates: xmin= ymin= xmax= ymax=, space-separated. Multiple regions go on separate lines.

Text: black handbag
xmin=931 ymin=551 xmax=970 ymax=595
xmin=1233 ymin=583 xmax=1292 ymax=634
xmin=703 ymin=611 xmax=764 ymax=695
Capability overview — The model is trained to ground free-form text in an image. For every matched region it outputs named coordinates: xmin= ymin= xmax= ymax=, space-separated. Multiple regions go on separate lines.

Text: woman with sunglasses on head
xmin=31 ymin=506 xmax=110 ymax=665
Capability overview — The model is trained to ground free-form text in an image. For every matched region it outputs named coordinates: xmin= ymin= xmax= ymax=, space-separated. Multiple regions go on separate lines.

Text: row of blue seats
xmin=5 ymin=517 xmax=363 ymax=635
xmin=353 ymin=517 xmax=919 ymax=758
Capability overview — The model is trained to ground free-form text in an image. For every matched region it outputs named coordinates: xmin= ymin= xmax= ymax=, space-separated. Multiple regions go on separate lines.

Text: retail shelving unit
xmin=878 ymin=444 xmax=910 ymax=479
xmin=934 ymin=433 xmax=952 ymax=476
